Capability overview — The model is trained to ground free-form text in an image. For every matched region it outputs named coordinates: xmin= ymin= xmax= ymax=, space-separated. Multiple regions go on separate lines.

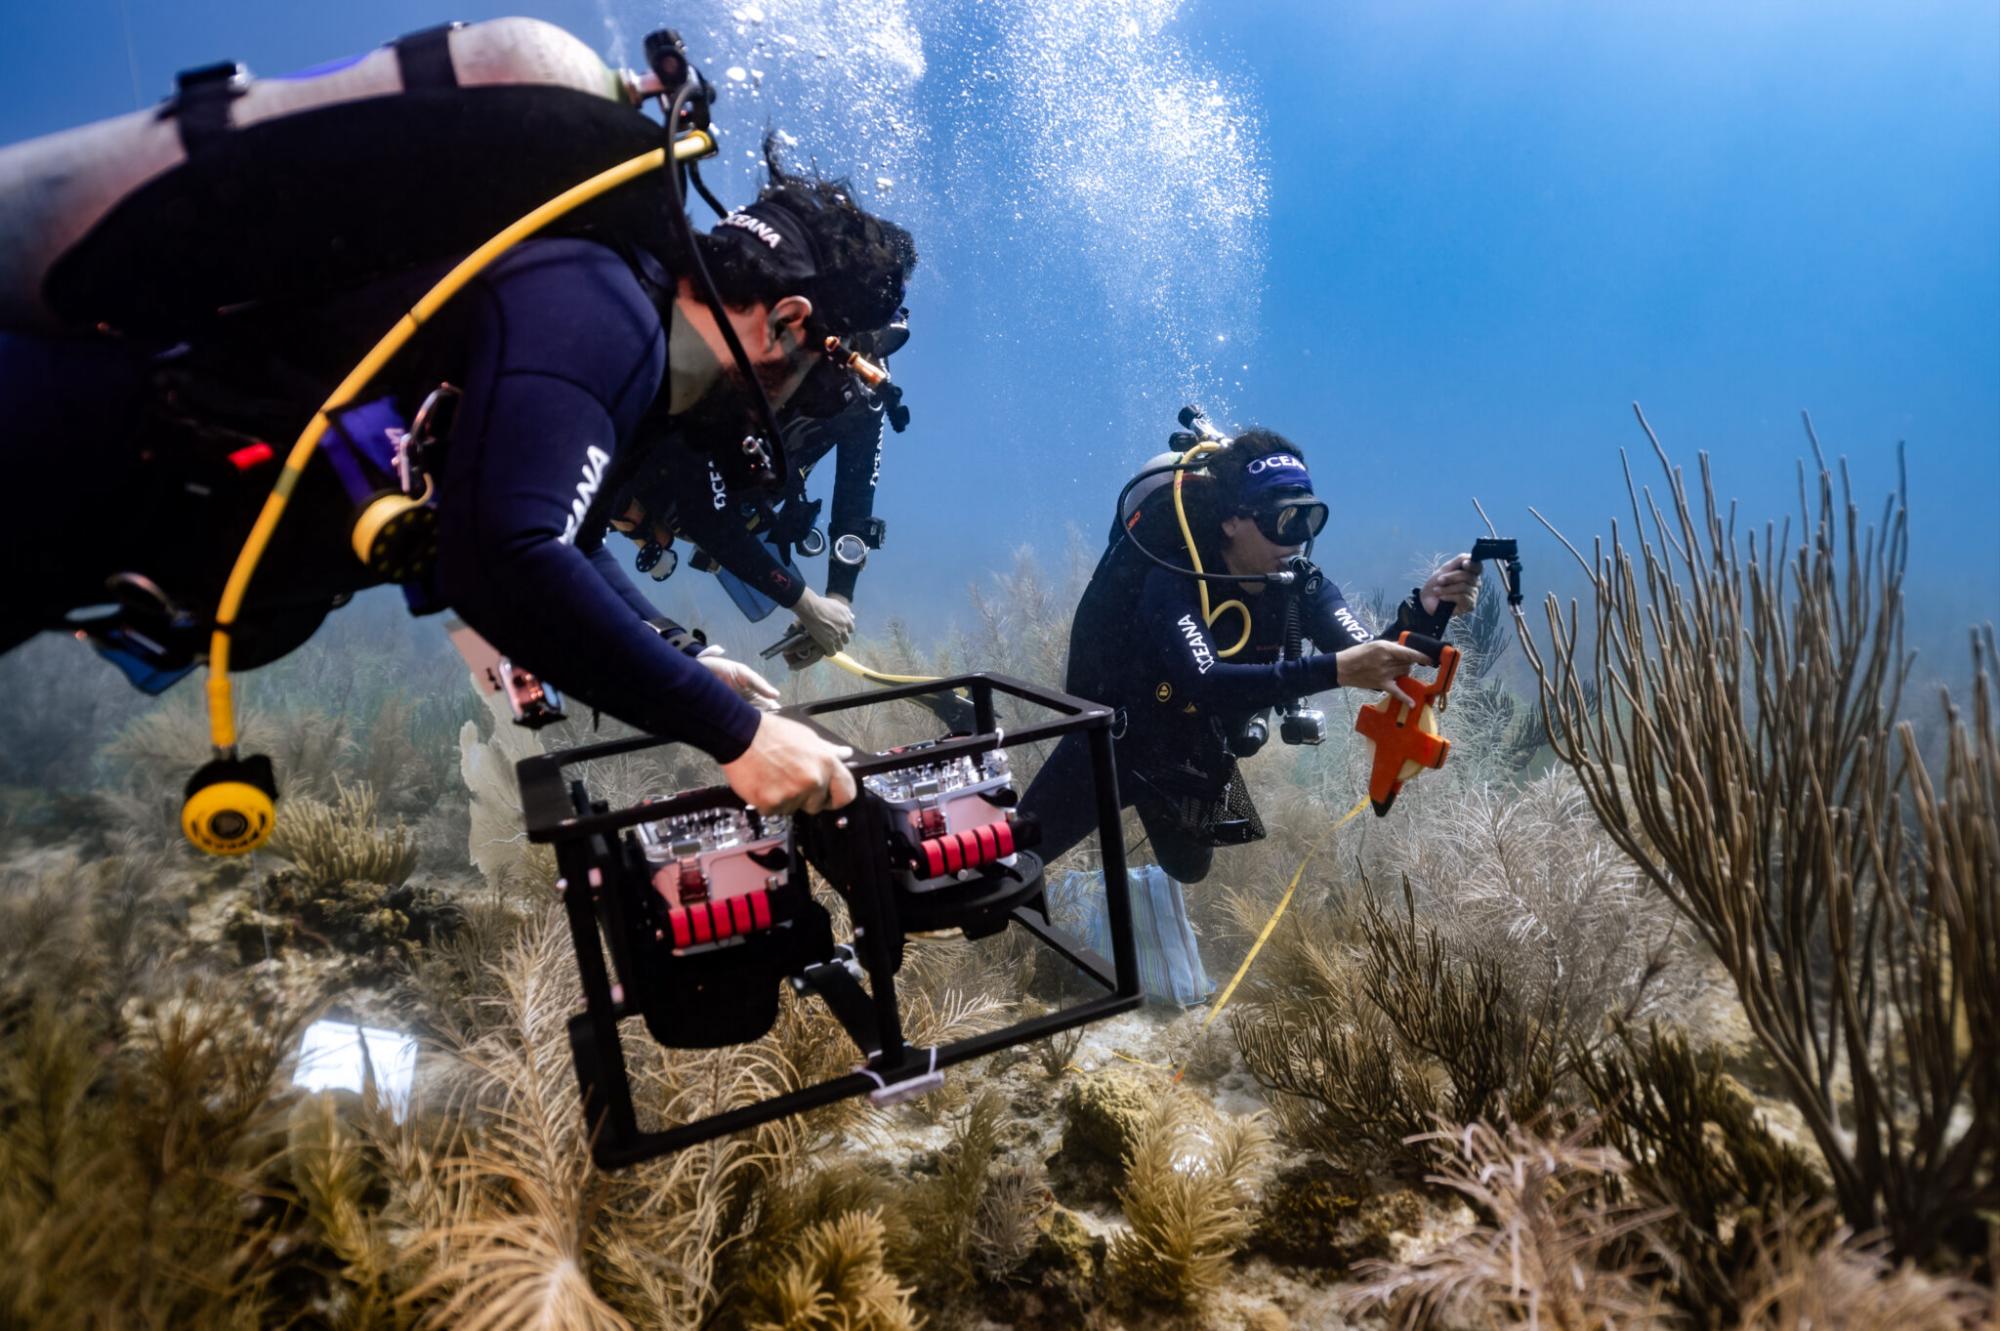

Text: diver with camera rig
xmin=0 ymin=19 xmax=916 ymax=846
xmin=1018 ymin=409 xmax=1484 ymax=884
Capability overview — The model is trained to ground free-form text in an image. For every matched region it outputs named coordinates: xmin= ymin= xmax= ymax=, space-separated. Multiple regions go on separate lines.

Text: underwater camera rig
xmin=517 ymin=673 xmax=1142 ymax=1168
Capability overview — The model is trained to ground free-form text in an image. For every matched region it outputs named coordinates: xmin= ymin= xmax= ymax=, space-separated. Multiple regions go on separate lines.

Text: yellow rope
xmin=822 ymin=651 xmax=949 ymax=688
xmin=1112 ymin=1048 xmax=1172 ymax=1072
xmin=817 ymin=650 xmax=982 ymax=713
xmin=205 ymin=133 xmax=714 ymax=751
xmin=1172 ymin=795 xmax=1369 ymax=1083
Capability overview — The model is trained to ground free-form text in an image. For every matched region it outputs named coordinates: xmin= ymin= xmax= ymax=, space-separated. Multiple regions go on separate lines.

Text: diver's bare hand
xmin=1421 ymin=554 xmax=1481 ymax=617
xmin=1337 ymin=640 xmax=1429 ymax=709
xmin=720 ymin=713 xmax=856 ymax=816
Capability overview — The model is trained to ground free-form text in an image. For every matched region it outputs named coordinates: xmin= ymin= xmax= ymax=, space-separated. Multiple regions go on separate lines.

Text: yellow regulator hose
xmin=205 ymin=133 xmax=713 ymax=753
xmin=1169 ymin=441 xmax=1252 ymax=658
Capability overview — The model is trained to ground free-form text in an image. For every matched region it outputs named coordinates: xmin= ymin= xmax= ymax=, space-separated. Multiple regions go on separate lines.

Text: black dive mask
xmin=1249 ymin=496 xmax=1329 ymax=546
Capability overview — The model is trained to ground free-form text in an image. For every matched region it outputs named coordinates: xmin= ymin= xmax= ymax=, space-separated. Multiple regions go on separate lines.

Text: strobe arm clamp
xmin=759 ymin=624 xmax=812 ymax=661
xmin=515 ymin=672 xmax=1141 ymax=1168
xmin=1469 ymin=536 xmax=1524 ymax=609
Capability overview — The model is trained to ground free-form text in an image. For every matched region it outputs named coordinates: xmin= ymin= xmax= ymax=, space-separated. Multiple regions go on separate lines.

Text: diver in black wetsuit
xmin=0 ymin=156 xmax=915 ymax=818
xmin=606 ymin=314 xmax=908 ymax=667
xmin=1018 ymin=428 xmax=1483 ymax=883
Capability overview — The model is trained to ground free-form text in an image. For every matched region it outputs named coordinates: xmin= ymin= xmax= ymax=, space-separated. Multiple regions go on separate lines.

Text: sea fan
xmin=1344 ymin=1119 xmax=1673 ymax=1331
xmin=741 ymin=1209 xmax=922 ymax=1331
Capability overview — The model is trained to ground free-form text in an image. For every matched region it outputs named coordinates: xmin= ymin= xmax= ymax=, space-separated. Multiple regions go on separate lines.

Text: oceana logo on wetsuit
xmin=718 ymin=211 xmax=784 ymax=249
xmin=1245 ymin=454 xmax=1307 ymax=476
xmin=1335 ymin=607 xmax=1368 ymax=642
xmin=1176 ymin=615 xmax=1215 ymax=674
xmin=559 ymin=445 xmax=612 ymax=546
xmin=707 ymin=462 xmax=728 ymax=510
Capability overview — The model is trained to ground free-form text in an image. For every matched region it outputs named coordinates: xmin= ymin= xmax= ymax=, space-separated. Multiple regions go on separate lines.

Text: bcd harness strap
xmin=394 ymin=24 xmax=462 ymax=91
xmin=165 ymin=25 xmax=464 ymax=160
xmin=165 ymin=61 xmax=247 ymax=157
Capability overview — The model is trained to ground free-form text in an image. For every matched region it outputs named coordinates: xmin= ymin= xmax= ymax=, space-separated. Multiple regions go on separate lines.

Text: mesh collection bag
xmin=1130 ymin=720 xmax=1267 ymax=848
xmin=1052 ymin=865 xmax=1217 ymax=1007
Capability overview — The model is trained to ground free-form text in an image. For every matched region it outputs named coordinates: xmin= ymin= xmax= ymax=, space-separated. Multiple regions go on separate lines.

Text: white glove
xmin=791 ymin=588 xmax=855 ymax=657
xmin=697 ymin=646 xmax=781 ymax=710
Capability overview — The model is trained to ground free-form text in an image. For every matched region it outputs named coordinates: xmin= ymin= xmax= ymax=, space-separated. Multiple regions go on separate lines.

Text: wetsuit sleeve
xmin=824 ymin=405 xmax=884 ymax=601
xmin=1303 ymin=576 xmax=1449 ymax=650
xmin=1136 ymin=566 xmax=1340 ymax=711
xmin=1302 ymin=576 xmax=1376 ymax=652
xmin=586 ymin=543 xmax=661 ymax=621
xmin=432 ymin=240 xmax=762 ymax=762
xmin=666 ymin=441 xmax=808 ymax=608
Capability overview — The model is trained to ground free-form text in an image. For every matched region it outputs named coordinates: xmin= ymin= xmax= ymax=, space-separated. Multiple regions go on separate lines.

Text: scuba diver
xmin=0 ymin=20 xmax=917 ymax=827
xmin=1019 ymin=422 xmax=1482 ymax=883
xmin=608 ymin=301 xmax=912 ymax=668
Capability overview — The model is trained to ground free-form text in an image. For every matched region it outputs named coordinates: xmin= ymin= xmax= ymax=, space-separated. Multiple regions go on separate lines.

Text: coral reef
xmin=1060 ymin=1068 xmax=1151 ymax=1170
xmin=1106 ymin=1089 xmax=1276 ymax=1308
xmin=741 ymin=1210 xmax=921 ymax=1331
xmin=1521 ymin=415 xmax=1998 ymax=1261
xmin=1342 ymin=1119 xmax=1673 ymax=1329
xmin=2 ymin=429 xmax=1993 ymax=1324
xmin=266 ymin=780 xmax=418 ymax=894
xmin=1250 ymin=1162 xmax=1424 ymax=1271
xmin=226 ymin=867 xmax=462 ymax=964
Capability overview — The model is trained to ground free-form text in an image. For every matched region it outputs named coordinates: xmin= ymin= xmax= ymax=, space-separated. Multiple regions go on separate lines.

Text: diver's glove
xmin=696 ymin=646 xmax=781 ymax=710
xmin=791 ymin=588 xmax=856 ymax=658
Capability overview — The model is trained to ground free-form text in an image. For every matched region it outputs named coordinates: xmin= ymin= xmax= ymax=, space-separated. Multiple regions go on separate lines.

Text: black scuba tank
xmin=0 ymin=18 xmax=677 ymax=337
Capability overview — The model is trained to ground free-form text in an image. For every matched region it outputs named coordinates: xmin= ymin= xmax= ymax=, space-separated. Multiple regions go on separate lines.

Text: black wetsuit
xmin=623 ymin=391 xmax=885 ymax=607
xmin=0 ymin=237 xmax=762 ymax=762
xmin=1019 ymin=529 xmax=1446 ymax=883
xmin=786 ymin=398 xmax=885 ymax=604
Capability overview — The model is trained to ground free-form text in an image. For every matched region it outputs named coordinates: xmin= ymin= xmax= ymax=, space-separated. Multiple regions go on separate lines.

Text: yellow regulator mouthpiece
xmin=181 ymin=754 xmax=279 ymax=855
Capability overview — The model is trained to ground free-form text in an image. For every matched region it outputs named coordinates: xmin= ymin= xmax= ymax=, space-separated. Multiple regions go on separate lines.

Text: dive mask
xmin=791 ymin=325 xmax=906 ymax=424
xmin=851 ymin=307 xmax=910 ymax=360
xmin=1250 ymin=494 xmax=1329 ymax=546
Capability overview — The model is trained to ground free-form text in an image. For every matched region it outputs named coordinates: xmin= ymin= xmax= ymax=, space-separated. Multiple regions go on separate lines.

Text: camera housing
xmin=1235 ymin=710 xmax=1271 ymax=756
xmin=518 ymin=673 xmax=1142 ymax=1167
xmin=1280 ymin=704 xmax=1327 ymax=746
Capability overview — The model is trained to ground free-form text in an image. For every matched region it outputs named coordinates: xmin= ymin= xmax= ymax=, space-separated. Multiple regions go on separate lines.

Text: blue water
xmin=6 ymin=0 xmax=1995 ymax=661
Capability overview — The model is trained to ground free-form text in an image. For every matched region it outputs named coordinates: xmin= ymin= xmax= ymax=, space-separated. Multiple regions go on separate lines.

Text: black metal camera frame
xmin=516 ymin=672 xmax=1140 ymax=1168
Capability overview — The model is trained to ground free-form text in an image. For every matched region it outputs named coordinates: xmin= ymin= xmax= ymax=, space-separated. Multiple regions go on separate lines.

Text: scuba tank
xmin=0 ymin=18 xmax=671 ymax=336
xmin=1117 ymin=449 xmax=1189 ymax=533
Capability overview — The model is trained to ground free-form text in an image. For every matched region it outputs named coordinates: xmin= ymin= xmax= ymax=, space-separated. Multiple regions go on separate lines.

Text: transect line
xmin=1172 ymin=795 xmax=1369 ymax=1083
